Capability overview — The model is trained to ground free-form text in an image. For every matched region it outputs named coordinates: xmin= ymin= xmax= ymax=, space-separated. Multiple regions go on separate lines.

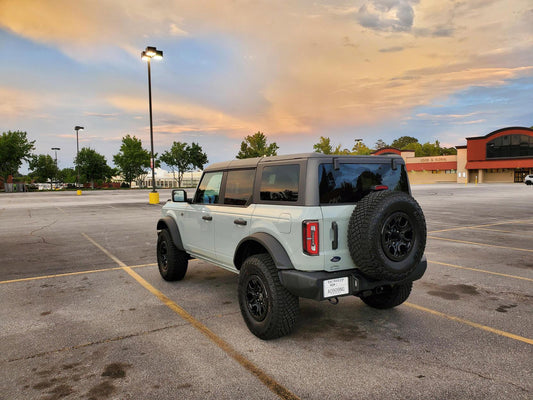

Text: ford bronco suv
xmin=156 ymin=153 xmax=427 ymax=339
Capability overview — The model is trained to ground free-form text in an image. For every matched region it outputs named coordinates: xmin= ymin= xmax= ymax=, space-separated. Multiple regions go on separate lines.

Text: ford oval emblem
xmin=330 ymin=256 xmax=341 ymax=263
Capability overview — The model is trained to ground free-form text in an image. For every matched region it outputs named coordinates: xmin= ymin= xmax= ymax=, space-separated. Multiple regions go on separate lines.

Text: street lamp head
xmin=145 ymin=46 xmax=157 ymax=57
xmin=75 ymin=126 xmax=84 ymax=132
xmin=51 ymin=147 xmax=60 ymax=150
xmin=141 ymin=46 xmax=163 ymax=61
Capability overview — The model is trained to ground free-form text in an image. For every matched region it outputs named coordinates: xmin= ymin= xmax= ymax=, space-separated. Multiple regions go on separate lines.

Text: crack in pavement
xmin=29 ymin=219 xmax=58 ymax=244
xmin=5 ymin=324 xmax=182 ymax=363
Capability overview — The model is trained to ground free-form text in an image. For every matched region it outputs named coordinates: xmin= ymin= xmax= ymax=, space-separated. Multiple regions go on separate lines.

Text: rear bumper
xmin=278 ymin=256 xmax=427 ymax=301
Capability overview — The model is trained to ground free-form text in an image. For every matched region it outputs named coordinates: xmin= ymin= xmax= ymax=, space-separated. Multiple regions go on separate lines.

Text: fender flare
xmin=234 ymin=232 xmax=294 ymax=270
xmin=157 ymin=216 xmax=184 ymax=251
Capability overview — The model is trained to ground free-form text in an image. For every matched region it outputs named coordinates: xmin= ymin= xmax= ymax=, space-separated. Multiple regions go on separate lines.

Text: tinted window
xmin=224 ymin=169 xmax=255 ymax=206
xmin=319 ymin=162 xmax=408 ymax=204
xmin=260 ymin=165 xmax=299 ymax=202
xmin=487 ymin=134 xmax=533 ymax=158
xmin=194 ymin=171 xmax=223 ymax=204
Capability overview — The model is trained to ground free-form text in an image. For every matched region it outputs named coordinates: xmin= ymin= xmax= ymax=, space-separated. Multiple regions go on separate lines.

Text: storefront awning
xmin=465 ymin=159 xmax=533 ymax=169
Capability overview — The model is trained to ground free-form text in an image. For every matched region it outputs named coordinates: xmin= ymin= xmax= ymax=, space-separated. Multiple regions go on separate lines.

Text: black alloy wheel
xmin=381 ymin=211 xmax=414 ymax=262
xmin=245 ymin=275 xmax=269 ymax=322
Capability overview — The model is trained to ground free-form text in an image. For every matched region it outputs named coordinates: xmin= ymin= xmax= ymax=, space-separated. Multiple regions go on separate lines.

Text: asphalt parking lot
xmin=1 ymin=184 xmax=532 ymax=400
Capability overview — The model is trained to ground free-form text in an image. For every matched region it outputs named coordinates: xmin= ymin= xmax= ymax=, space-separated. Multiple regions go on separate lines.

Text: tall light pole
xmin=75 ymin=126 xmax=84 ymax=190
xmin=51 ymin=147 xmax=60 ymax=190
xmin=141 ymin=46 xmax=163 ymax=204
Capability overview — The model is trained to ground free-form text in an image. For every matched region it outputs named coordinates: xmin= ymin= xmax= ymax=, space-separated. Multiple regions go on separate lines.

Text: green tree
xmin=58 ymin=168 xmax=77 ymax=184
xmin=313 ymin=136 xmax=333 ymax=154
xmin=160 ymin=141 xmax=208 ymax=187
xmin=403 ymin=140 xmax=457 ymax=157
xmin=236 ymin=132 xmax=278 ymax=159
xmin=75 ymin=147 xmax=114 ymax=189
xmin=113 ymin=135 xmax=151 ymax=187
xmin=0 ymin=130 xmax=35 ymax=190
xmin=188 ymin=142 xmax=209 ymax=170
xmin=313 ymin=137 xmax=372 ymax=155
xmin=391 ymin=136 xmax=419 ymax=149
xmin=374 ymin=139 xmax=388 ymax=150
xmin=29 ymin=154 xmax=59 ymax=190
xmin=351 ymin=140 xmax=372 ymax=155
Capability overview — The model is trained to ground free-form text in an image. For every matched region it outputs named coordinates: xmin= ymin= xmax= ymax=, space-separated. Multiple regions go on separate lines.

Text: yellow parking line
xmin=81 ymin=233 xmax=128 ymax=267
xmin=427 ymin=236 xmax=533 ymax=253
xmin=130 ymin=263 xmax=157 ymax=269
xmin=123 ymin=266 xmax=300 ymax=400
xmin=469 ymin=227 xmax=519 ymax=234
xmin=0 ymin=266 xmax=123 ymax=285
xmin=429 ymin=218 xmax=533 ymax=234
xmin=405 ymin=302 xmax=533 ymax=345
xmin=0 ymin=264 xmax=155 ymax=285
xmin=428 ymin=260 xmax=533 ymax=282
xmin=82 ymin=233 xmax=300 ymax=400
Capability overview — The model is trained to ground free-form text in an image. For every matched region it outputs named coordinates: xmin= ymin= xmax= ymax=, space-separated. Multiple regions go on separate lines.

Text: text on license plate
xmin=323 ymin=277 xmax=349 ymax=298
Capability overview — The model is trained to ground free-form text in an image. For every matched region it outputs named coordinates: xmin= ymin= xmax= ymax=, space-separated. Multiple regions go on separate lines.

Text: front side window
xmin=224 ymin=169 xmax=255 ymax=206
xmin=260 ymin=164 xmax=299 ymax=202
xmin=194 ymin=171 xmax=223 ymax=204
xmin=319 ymin=162 xmax=408 ymax=204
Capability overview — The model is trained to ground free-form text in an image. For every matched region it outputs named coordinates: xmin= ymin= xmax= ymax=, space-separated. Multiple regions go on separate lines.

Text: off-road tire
xmin=348 ymin=191 xmax=426 ymax=281
xmin=157 ymin=229 xmax=188 ymax=281
xmin=238 ymin=254 xmax=299 ymax=340
xmin=360 ymin=281 xmax=413 ymax=309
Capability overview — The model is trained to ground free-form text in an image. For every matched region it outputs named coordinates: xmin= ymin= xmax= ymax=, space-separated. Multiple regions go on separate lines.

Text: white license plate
xmin=323 ymin=277 xmax=349 ymax=298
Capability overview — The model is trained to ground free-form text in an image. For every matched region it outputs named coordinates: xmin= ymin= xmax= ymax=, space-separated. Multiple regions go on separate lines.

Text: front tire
xmin=360 ymin=282 xmax=413 ymax=309
xmin=157 ymin=229 xmax=188 ymax=281
xmin=238 ymin=254 xmax=299 ymax=340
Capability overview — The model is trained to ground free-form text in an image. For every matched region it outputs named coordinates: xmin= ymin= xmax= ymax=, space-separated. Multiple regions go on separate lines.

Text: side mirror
xmin=172 ymin=189 xmax=187 ymax=202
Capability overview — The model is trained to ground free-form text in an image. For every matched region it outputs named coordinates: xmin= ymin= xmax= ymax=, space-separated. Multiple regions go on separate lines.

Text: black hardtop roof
xmin=204 ymin=152 xmax=402 ymax=172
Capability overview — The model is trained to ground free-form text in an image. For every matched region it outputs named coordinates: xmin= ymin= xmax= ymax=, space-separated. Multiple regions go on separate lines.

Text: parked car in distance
xmin=524 ymin=175 xmax=533 ymax=185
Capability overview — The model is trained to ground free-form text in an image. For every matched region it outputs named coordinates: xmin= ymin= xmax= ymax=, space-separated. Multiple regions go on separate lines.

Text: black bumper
xmin=278 ymin=257 xmax=427 ymax=301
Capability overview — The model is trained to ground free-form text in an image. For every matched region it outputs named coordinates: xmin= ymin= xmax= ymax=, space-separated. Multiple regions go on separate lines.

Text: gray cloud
xmin=379 ymin=46 xmax=404 ymax=53
xmin=357 ymin=0 xmax=418 ymax=32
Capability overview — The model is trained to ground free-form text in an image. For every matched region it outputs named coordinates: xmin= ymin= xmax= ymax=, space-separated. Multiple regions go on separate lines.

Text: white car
xmin=156 ymin=153 xmax=427 ymax=339
xmin=525 ymin=175 xmax=533 ymax=185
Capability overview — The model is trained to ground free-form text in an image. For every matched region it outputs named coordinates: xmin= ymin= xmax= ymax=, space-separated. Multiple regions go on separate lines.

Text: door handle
xmin=234 ymin=219 xmax=247 ymax=226
xmin=331 ymin=221 xmax=338 ymax=250
xmin=202 ymin=215 xmax=213 ymax=221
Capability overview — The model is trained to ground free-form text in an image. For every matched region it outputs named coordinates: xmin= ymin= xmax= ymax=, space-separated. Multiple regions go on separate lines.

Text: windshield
xmin=318 ymin=162 xmax=408 ymax=204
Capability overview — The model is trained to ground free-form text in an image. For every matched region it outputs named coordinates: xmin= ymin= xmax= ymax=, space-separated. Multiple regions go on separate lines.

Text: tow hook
xmin=328 ymin=297 xmax=339 ymax=305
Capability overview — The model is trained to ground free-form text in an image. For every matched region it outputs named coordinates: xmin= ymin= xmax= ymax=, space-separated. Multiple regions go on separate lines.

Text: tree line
xmin=0 ymin=130 xmax=209 ymax=191
xmin=1 ymin=129 xmax=458 ymax=192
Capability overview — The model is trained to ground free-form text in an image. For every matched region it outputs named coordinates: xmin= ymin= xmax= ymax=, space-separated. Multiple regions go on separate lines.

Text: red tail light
xmin=303 ymin=221 xmax=319 ymax=255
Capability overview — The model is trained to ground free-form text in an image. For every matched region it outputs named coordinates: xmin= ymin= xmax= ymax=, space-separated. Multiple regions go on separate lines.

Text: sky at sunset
xmin=1 ymin=0 xmax=531 ymax=171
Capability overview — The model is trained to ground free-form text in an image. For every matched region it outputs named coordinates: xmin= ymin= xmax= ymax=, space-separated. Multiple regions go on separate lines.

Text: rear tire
xmin=157 ymin=229 xmax=188 ymax=281
xmin=360 ymin=282 xmax=413 ymax=309
xmin=238 ymin=254 xmax=299 ymax=339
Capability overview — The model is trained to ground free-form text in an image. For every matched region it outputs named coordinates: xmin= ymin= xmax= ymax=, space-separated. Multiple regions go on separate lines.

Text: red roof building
xmin=373 ymin=126 xmax=533 ymax=184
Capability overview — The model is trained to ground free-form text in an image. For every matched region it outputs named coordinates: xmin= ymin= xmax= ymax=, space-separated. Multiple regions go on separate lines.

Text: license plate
xmin=323 ymin=277 xmax=349 ymax=298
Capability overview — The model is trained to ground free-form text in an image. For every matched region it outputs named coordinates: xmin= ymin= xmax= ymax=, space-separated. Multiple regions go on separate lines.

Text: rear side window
xmin=194 ymin=171 xmax=223 ymax=204
xmin=260 ymin=164 xmax=299 ymax=202
xmin=319 ymin=162 xmax=408 ymax=204
xmin=224 ymin=169 xmax=255 ymax=206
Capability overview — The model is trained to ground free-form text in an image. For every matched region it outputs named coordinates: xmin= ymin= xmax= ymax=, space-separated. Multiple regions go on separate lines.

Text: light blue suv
xmin=156 ymin=153 xmax=427 ymax=339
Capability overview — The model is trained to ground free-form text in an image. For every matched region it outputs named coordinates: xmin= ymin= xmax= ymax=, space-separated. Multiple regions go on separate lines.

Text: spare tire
xmin=347 ymin=190 xmax=426 ymax=281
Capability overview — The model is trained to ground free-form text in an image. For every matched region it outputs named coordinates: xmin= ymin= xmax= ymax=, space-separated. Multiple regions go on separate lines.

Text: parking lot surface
xmin=1 ymin=184 xmax=532 ymax=400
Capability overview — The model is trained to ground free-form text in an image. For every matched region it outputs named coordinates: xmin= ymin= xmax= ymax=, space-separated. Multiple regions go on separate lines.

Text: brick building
xmin=373 ymin=126 xmax=533 ymax=184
